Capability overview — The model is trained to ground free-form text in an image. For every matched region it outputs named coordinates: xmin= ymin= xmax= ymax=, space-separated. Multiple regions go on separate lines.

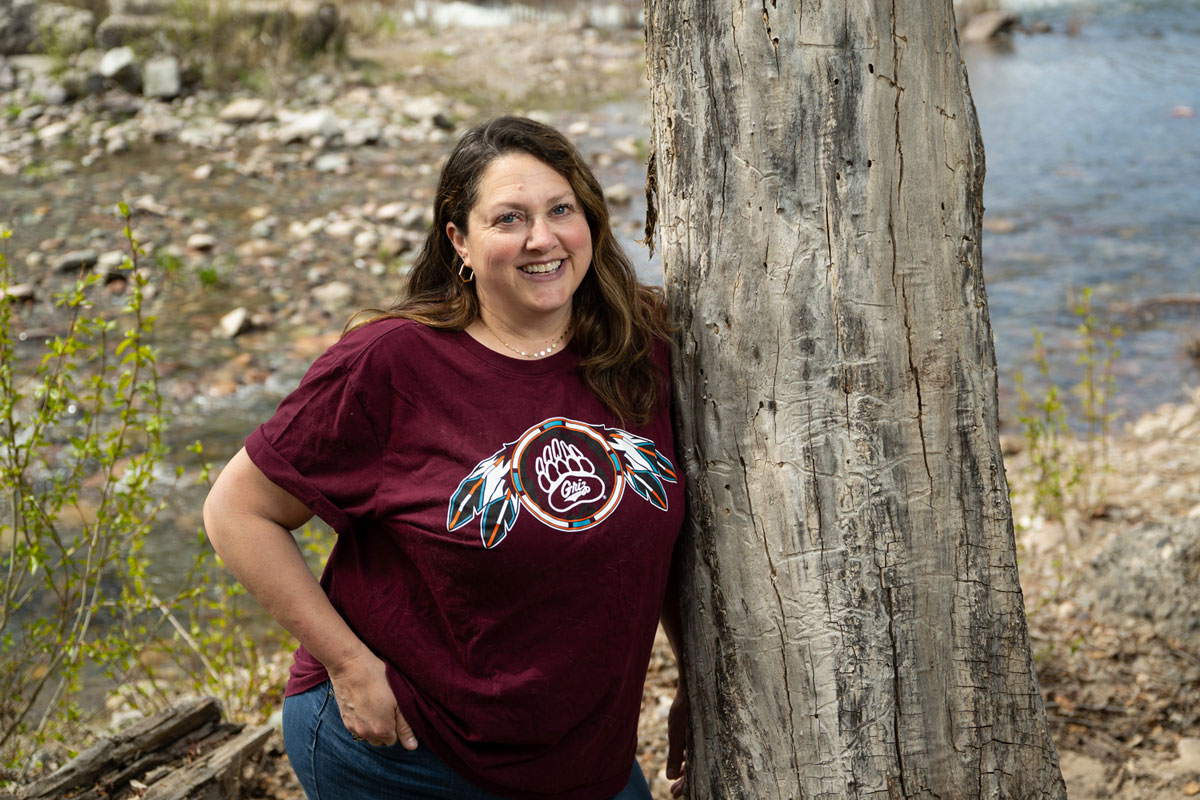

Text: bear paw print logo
xmin=535 ymin=438 xmax=605 ymax=513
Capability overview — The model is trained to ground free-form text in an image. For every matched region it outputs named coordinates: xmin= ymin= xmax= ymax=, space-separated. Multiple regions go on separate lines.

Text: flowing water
xmin=962 ymin=0 xmax=1200 ymax=422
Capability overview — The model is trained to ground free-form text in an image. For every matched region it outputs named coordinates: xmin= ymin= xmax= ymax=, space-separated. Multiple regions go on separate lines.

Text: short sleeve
xmin=245 ymin=347 xmax=383 ymax=535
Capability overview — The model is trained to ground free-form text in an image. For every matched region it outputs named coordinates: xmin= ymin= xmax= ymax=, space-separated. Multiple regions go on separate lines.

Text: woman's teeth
xmin=520 ymin=259 xmax=563 ymax=274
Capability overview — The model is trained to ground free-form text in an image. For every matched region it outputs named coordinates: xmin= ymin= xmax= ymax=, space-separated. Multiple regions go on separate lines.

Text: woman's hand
xmin=666 ymin=681 xmax=688 ymax=798
xmin=329 ymin=650 xmax=419 ymax=750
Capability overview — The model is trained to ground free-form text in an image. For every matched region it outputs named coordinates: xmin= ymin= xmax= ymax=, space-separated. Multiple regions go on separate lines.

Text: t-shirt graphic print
xmin=447 ymin=417 xmax=677 ymax=548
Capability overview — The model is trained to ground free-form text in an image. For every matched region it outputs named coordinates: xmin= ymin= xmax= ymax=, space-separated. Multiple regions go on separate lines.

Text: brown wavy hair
xmin=357 ymin=115 xmax=672 ymax=425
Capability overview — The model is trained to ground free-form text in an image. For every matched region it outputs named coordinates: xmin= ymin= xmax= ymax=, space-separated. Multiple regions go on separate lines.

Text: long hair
xmin=358 ymin=115 xmax=672 ymax=425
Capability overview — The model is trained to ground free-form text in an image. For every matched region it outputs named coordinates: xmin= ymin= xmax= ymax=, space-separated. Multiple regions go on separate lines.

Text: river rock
xmin=313 ymin=152 xmax=349 ymax=173
xmin=1078 ymin=518 xmax=1200 ymax=642
xmin=94 ymin=13 xmax=184 ymax=50
xmin=373 ymin=202 xmax=405 ymax=221
xmin=53 ymin=249 xmax=99 ymax=273
xmin=310 ymin=280 xmax=353 ymax=310
xmin=249 ymin=218 xmax=276 ymax=239
xmin=186 ymin=233 xmax=216 ymax=251
xmin=4 ymin=283 xmax=35 ymax=301
xmin=605 ymin=182 xmax=632 ymax=205
xmin=16 ymin=103 xmax=43 ymax=124
xmin=32 ymin=3 xmax=95 ymax=54
xmin=277 ymin=108 xmax=341 ymax=143
xmin=960 ymin=10 xmax=1021 ymax=43
xmin=218 ymin=97 xmax=271 ymax=125
xmin=177 ymin=118 xmax=234 ymax=148
xmin=36 ymin=119 xmax=71 ymax=146
xmin=0 ymin=0 xmax=36 ymax=55
xmin=142 ymin=56 xmax=180 ymax=99
xmin=318 ymin=219 xmax=355 ymax=240
xmin=105 ymin=133 xmax=129 ymax=154
xmin=343 ymin=119 xmax=381 ymax=147
xmin=352 ymin=229 xmax=380 ymax=255
xmin=217 ymin=307 xmax=251 ymax=339
xmin=97 ymin=250 xmax=127 ymax=273
xmin=401 ymin=96 xmax=443 ymax=124
xmin=98 ymin=46 xmax=141 ymax=92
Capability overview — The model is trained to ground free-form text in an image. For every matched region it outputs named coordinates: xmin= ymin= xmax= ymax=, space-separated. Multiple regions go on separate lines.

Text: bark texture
xmin=645 ymin=1 xmax=1066 ymax=797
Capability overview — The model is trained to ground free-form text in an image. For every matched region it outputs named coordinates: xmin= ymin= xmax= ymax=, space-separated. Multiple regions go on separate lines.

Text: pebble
xmin=37 ymin=120 xmax=72 ymax=146
xmin=98 ymin=46 xmax=140 ymax=91
xmin=249 ymin=218 xmax=276 ymax=239
xmin=605 ymin=182 xmax=632 ymax=205
xmin=53 ymin=249 xmax=99 ymax=273
xmin=374 ymin=201 xmax=406 ymax=221
xmin=277 ymin=108 xmax=342 ymax=143
xmin=311 ymin=281 xmax=354 ymax=310
xmin=186 ymin=233 xmax=217 ymax=251
xmin=323 ymin=219 xmax=358 ymax=239
xmin=217 ymin=307 xmax=251 ymax=339
xmin=313 ymin=152 xmax=350 ymax=173
xmin=97 ymin=250 xmax=127 ymax=271
xmin=353 ymin=230 xmax=380 ymax=255
xmin=3 ymin=284 xmax=35 ymax=301
xmin=218 ymin=97 xmax=272 ymax=125
xmin=143 ymin=56 xmax=181 ymax=100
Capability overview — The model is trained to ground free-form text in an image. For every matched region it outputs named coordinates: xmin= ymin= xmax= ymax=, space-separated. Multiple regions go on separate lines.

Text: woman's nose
xmin=526 ymin=216 xmax=556 ymax=250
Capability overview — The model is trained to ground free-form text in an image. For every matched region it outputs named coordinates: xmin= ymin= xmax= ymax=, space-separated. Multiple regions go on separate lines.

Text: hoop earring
xmin=458 ymin=261 xmax=475 ymax=283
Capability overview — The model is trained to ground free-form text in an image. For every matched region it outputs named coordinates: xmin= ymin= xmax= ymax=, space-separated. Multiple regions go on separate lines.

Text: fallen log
xmin=13 ymin=696 xmax=272 ymax=800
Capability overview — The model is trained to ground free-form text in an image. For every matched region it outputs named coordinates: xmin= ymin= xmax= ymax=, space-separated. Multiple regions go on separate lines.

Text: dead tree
xmin=645 ymin=0 xmax=1067 ymax=796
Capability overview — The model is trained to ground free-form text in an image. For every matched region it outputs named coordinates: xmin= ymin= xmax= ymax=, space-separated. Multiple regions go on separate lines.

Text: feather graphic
xmin=446 ymin=448 xmax=520 ymax=548
xmin=605 ymin=429 xmax=677 ymax=511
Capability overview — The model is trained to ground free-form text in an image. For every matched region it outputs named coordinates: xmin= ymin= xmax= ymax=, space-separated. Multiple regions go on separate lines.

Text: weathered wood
xmin=17 ymin=696 xmax=221 ymax=799
xmin=142 ymin=724 xmax=272 ymax=800
xmin=645 ymin=0 xmax=1067 ymax=797
xmin=14 ymin=697 xmax=266 ymax=800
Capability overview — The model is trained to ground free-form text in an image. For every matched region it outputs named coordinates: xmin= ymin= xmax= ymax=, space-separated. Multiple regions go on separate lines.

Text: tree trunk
xmin=644 ymin=1 xmax=1066 ymax=797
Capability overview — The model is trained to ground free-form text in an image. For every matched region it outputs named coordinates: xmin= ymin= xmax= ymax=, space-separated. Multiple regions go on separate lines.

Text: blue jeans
xmin=282 ymin=682 xmax=653 ymax=800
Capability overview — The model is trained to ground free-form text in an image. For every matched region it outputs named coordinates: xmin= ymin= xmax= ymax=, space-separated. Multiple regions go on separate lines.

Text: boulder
xmin=98 ymin=46 xmax=141 ymax=92
xmin=217 ymin=307 xmax=251 ymax=339
xmin=108 ymin=0 xmax=175 ymax=13
xmin=52 ymin=249 xmax=99 ymax=273
xmin=0 ymin=0 xmax=37 ymax=55
xmin=1079 ymin=518 xmax=1200 ymax=642
xmin=31 ymin=3 xmax=95 ymax=54
xmin=276 ymin=108 xmax=341 ymax=143
xmin=217 ymin=97 xmax=271 ymax=125
xmin=142 ymin=55 xmax=180 ymax=99
xmin=94 ymin=13 xmax=185 ymax=50
xmin=960 ymin=10 xmax=1021 ymax=43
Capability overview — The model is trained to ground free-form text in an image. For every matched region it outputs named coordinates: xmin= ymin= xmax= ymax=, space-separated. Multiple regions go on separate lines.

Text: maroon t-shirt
xmin=245 ymin=318 xmax=684 ymax=799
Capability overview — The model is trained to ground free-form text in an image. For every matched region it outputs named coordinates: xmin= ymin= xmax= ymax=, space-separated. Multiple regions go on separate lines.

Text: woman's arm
xmin=660 ymin=547 xmax=688 ymax=798
xmin=202 ymin=448 xmax=417 ymax=749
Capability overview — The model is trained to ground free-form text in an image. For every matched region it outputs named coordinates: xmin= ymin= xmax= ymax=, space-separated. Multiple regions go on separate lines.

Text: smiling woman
xmin=446 ymin=151 xmax=593 ymax=356
xmin=202 ymin=116 xmax=690 ymax=800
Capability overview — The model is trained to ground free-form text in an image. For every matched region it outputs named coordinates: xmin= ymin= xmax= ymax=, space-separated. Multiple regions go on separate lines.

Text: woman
xmin=203 ymin=116 xmax=688 ymax=799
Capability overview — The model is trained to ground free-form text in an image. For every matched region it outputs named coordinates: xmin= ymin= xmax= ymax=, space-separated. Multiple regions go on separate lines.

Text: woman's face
xmin=447 ymin=152 xmax=593 ymax=332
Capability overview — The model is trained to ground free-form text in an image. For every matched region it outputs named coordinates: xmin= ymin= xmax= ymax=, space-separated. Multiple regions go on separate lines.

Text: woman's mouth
xmin=519 ymin=259 xmax=563 ymax=275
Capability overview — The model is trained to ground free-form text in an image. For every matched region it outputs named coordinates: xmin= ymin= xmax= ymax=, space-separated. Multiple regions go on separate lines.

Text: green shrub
xmin=0 ymin=211 xmax=308 ymax=771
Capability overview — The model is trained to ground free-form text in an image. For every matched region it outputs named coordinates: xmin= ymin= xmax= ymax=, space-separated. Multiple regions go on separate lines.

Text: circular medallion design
xmin=508 ymin=418 xmax=625 ymax=531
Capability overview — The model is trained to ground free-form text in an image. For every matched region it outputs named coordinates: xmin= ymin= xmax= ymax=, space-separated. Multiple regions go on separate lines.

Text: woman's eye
xmin=497 ymin=212 xmax=520 ymax=225
xmin=551 ymin=204 xmax=572 ymax=216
